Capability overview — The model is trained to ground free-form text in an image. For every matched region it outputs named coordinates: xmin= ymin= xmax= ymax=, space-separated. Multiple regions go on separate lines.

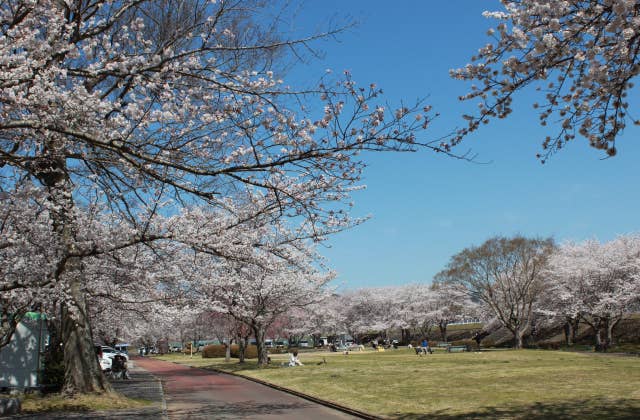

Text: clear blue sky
xmin=284 ymin=1 xmax=640 ymax=289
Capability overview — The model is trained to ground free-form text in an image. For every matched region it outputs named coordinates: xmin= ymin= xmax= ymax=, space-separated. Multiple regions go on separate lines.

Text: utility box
xmin=0 ymin=312 xmax=48 ymax=390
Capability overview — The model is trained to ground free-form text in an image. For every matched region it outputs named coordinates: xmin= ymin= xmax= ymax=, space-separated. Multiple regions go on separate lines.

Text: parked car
xmin=99 ymin=355 xmax=112 ymax=371
xmin=299 ymin=340 xmax=310 ymax=348
xmin=95 ymin=345 xmax=112 ymax=371
xmin=101 ymin=345 xmax=129 ymax=361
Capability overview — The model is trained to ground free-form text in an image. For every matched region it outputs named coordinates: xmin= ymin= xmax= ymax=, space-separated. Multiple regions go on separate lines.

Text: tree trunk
xmin=595 ymin=327 xmax=604 ymax=351
xmin=439 ymin=320 xmax=448 ymax=343
xmin=563 ymin=321 xmax=573 ymax=347
xmin=237 ymin=336 xmax=246 ymax=363
xmin=224 ymin=338 xmax=231 ymax=362
xmin=513 ymin=326 xmax=525 ymax=349
xmin=253 ymin=326 xmax=269 ymax=366
xmin=401 ymin=328 xmax=412 ymax=345
xmin=606 ymin=318 xmax=620 ymax=349
xmin=33 ymin=143 xmax=110 ymax=394
xmin=571 ymin=317 xmax=580 ymax=345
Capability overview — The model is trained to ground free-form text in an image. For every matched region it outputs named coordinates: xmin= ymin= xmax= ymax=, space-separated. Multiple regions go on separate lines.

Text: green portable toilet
xmin=0 ymin=312 xmax=48 ymax=390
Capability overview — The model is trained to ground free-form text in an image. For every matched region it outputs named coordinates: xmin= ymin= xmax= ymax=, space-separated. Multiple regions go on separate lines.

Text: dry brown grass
xmin=156 ymin=348 xmax=640 ymax=419
xmin=20 ymin=391 xmax=150 ymax=413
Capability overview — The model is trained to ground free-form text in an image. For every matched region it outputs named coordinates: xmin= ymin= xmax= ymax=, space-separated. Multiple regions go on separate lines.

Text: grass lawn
xmin=18 ymin=392 xmax=151 ymax=413
xmin=155 ymin=349 xmax=640 ymax=419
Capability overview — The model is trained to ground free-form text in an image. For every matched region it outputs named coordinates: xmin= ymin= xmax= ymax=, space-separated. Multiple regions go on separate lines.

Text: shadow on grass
xmin=393 ymin=398 xmax=640 ymax=420
xmin=167 ymin=401 xmax=312 ymax=419
xmin=198 ymin=362 xmax=288 ymax=374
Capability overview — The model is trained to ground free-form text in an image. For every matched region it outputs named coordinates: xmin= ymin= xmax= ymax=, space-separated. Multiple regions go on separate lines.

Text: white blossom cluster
xmin=0 ymin=0 xmax=441 ymax=385
xmin=545 ymin=234 xmax=640 ymax=348
xmin=452 ymin=0 xmax=640 ymax=160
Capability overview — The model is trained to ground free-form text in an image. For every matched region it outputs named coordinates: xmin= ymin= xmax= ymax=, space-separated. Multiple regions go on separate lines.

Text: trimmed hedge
xmin=202 ymin=344 xmax=258 ymax=359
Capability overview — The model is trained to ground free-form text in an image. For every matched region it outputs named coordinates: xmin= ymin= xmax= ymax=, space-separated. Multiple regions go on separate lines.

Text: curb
xmin=112 ymin=362 xmax=168 ymax=420
xmin=162 ymin=360 xmax=383 ymax=420
xmin=129 ymin=364 xmax=169 ymax=420
xmin=147 ymin=371 xmax=168 ymax=420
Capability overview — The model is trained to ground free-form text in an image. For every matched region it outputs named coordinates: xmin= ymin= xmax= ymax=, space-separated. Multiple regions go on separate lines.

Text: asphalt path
xmin=134 ymin=357 xmax=357 ymax=420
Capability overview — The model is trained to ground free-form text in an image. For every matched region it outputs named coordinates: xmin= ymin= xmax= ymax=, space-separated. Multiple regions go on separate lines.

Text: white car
xmin=99 ymin=355 xmax=112 ymax=371
xmin=101 ymin=346 xmax=129 ymax=361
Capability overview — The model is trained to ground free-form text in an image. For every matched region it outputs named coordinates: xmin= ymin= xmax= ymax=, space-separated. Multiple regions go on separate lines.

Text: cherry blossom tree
xmin=192 ymin=229 xmax=334 ymax=365
xmin=1 ymin=0 xmax=446 ymax=393
xmin=338 ymin=288 xmax=394 ymax=342
xmin=546 ymin=235 xmax=640 ymax=351
xmin=452 ymin=0 xmax=640 ymax=160
xmin=301 ymin=296 xmax=345 ymax=346
xmin=437 ymin=235 xmax=555 ymax=349
xmin=430 ymin=281 xmax=475 ymax=343
xmin=0 ymin=183 xmax=62 ymax=348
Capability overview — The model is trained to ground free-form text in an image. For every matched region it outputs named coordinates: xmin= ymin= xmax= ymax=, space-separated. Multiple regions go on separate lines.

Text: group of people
xmin=111 ymin=354 xmax=130 ymax=379
xmin=286 ymin=338 xmax=434 ymax=366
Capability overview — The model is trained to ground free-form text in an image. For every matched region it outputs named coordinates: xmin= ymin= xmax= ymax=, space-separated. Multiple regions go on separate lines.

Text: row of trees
xmin=151 ymin=235 xmax=640 ymax=363
xmin=150 ymin=234 xmax=639 ymax=356
xmin=1 ymin=0 xmax=462 ymax=393
xmin=438 ymin=234 xmax=640 ymax=351
xmin=3 ymin=0 xmax=639 ymax=394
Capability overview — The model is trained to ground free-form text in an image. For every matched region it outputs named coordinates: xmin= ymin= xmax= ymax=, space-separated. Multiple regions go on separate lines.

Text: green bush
xmin=202 ymin=344 xmax=258 ymax=359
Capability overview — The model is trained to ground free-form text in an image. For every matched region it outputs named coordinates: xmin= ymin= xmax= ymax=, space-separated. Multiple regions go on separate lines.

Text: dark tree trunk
xmin=438 ymin=320 xmax=448 ymax=343
xmin=563 ymin=320 xmax=573 ymax=346
xmin=571 ymin=317 xmax=580 ymax=344
xmin=252 ymin=325 xmax=269 ymax=366
xmin=400 ymin=328 xmax=410 ymax=345
xmin=237 ymin=336 xmax=246 ymax=363
xmin=33 ymin=144 xmax=110 ymax=394
xmin=224 ymin=339 xmax=231 ymax=362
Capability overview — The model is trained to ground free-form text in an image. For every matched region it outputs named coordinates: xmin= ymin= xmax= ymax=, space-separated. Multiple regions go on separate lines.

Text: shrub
xmin=202 ymin=344 xmax=227 ymax=358
xmin=202 ymin=344 xmax=258 ymax=359
xmin=231 ymin=345 xmax=258 ymax=359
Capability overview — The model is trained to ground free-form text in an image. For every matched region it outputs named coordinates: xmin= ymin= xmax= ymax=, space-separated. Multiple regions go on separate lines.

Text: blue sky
xmin=283 ymin=1 xmax=640 ymax=289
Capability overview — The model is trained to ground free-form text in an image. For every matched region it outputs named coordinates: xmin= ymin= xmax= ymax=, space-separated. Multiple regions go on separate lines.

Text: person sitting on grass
xmin=288 ymin=350 xmax=303 ymax=367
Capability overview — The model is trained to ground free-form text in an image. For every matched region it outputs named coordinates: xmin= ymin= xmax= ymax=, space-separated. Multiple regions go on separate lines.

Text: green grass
xmin=155 ymin=349 xmax=640 ymax=419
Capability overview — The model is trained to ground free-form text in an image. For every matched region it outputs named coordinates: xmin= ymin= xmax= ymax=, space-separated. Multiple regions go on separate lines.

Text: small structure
xmin=0 ymin=312 xmax=48 ymax=390
xmin=114 ymin=343 xmax=130 ymax=354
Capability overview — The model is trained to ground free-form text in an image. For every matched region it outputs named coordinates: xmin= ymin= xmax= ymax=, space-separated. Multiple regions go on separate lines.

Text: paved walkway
xmin=135 ymin=357 xmax=358 ymax=420
xmin=13 ymin=361 xmax=167 ymax=419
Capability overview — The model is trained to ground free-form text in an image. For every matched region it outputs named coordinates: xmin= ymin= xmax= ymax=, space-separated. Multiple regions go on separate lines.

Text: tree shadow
xmin=166 ymin=401 xmax=313 ymax=419
xmin=0 ymin=316 xmax=47 ymax=391
xmin=393 ymin=398 xmax=640 ymax=419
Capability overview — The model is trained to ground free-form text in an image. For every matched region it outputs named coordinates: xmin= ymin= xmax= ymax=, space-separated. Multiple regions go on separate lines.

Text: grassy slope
xmin=156 ymin=349 xmax=640 ymax=419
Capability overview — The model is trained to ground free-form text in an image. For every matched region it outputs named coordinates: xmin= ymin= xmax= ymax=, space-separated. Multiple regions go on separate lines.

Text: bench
xmin=435 ymin=343 xmax=469 ymax=352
